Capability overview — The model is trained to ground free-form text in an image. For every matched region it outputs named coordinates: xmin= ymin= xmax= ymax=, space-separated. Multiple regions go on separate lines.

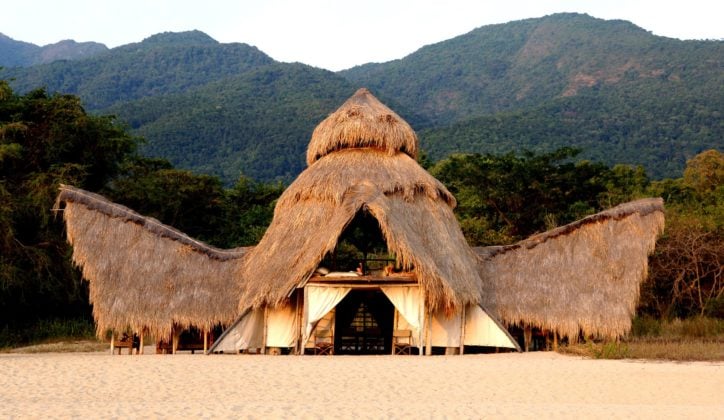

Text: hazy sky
xmin=3 ymin=0 xmax=722 ymax=70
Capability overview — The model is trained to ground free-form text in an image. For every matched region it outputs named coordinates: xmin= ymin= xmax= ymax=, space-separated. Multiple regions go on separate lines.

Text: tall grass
xmin=0 ymin=318 xmax=96 ymax=350
xmin=631 ymin=316 xmax=723 ymax=340
xmin=559 ymin=316 xmax=724 ymax=361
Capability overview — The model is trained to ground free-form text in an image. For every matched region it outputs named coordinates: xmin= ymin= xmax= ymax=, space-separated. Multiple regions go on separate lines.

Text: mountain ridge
xmin=1 ymin=14 xmax=721 ymax=183
xmin=0 ymin=33 xmax=108 ymax=67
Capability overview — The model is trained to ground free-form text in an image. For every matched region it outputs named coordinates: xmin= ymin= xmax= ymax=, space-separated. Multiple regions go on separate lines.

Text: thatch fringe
xmin=306 ymin=88 xmax=418 ymax=165
xmin=55 ymin=185 xmax=249 ymax=339
xmin=474 ymin=198 xmax=665 ymax=340
xmin=281 ymin=149 xmax=455 ymax=209
xmin=238 ymin=149 xmax=480 ymax=312
xmin=56 ymin=185 xmax=246 ymax=261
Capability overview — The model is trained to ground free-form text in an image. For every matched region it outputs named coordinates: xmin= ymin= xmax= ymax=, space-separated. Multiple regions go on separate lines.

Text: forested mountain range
xmin=0 ymin=33 xmax=107 ymax=67
xmin=2 ymin=14 xmax=721 ymax=183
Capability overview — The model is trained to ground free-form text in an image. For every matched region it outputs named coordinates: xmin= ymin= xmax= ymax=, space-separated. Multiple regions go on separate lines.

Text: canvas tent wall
xmin=211 ymin=283 xmax=519 ymax=354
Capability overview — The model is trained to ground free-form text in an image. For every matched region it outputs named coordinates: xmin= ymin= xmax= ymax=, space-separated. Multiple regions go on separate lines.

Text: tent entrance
xmin=334 ymin=290 xmax=394 ymax=354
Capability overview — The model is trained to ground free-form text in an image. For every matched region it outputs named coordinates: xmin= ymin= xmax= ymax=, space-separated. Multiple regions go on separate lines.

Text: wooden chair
xmin=392 ymin=329 xmax=412 ymax=355
xmin=314 ymin=330 xmax=334 ymax=355
xmin=111 ymin=332 xmax=139 ymax=355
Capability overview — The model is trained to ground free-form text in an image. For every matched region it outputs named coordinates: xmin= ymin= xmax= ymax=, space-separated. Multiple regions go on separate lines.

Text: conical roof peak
xmin=306 ymin=88 xmax=418 ymax=165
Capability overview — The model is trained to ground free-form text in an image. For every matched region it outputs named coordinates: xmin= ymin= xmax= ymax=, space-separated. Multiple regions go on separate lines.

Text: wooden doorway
xmin=334 ymin=290 xmax=394 ymax=354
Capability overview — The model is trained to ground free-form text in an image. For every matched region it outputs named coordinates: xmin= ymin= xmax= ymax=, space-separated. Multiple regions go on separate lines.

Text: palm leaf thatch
xmin=240 ymin=147 xmax=481 ymax=312
xmin=55 ymin=185 xmax=250 ymax=338
xmin=306 ymin=87 xmax=417 ymax=165
xmin=474 ymin=198 xmax=665 ymax=340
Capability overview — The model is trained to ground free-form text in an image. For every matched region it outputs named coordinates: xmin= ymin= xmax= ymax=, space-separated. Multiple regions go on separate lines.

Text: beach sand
xmin=0 ymin=351 xmax=721 ymax=418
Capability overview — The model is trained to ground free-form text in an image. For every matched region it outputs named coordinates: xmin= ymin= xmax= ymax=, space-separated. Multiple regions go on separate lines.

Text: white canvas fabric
xmin=430 ymin=305 xmax=518 ymax=349
xmin=211 ymin=308 xmax=264 ymax=352
xmin=381 ymin=285 xmax=422 ymax=341
xmin=303 ymin=286 xmax=351 ymax=343
xmin=266 ymin=303 xmax=299 ymax=348
xmin=431 ymin=310 xmax=463 ymax=347
xmin=464 ymin=305 xmax=518 ymax=348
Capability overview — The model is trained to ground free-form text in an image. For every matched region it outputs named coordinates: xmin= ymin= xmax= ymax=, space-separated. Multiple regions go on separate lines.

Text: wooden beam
xmin=203 ymin=328 xmax=208 ymax=354
xmin=552 ymin=331 xmax=559 ymax=351
xmin=110 ymin=331 xmax=115 ymax=355
xmin=425 ymin=309 xmax=432 ymax=356
xmin=418 ymin=286 xmax=425 ymax=356
xmin=523 ymin=325 xmax=532 ymax=352
xmin=261 ymin=306 xmax=269 ymax=355
xmin=139 ymin=331 xmax=144 ymax=355
xmin=297 ymin=289 xmax=306 ymax=355
xmin=172 ymin=327 xmax=178 ymax=355
xmin=459 ymin=306 xmax=466 ymax=355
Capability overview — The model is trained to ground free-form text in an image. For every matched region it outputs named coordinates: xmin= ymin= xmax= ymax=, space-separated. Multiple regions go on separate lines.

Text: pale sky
xmin=3 ymin=0 xmax=722 ymax=71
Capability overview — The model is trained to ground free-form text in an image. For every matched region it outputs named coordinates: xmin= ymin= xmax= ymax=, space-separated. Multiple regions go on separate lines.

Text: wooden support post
xmin=110 ymin=332 xmax=115 ymax=355
xmin=203 ymin=328 xmax=208 ymax=354
xmin=459 ymin=306 xmax=466 ymax=355
xmin=172 ymin=327 xmax=178 ymax=355
xmin=425 ymin=309 xmax=432 ymax=356
xmin=139 ymin=331 xmax=144 ymax=355
xmin=261 ymin=306 xmax=269 ymax=355
xmin=523 ymin=325 xmax=532 ymax=352
xmin=545 ymin=330 xmax=551 ymax=351
xmin=299 ymin=299 xmax=306 ymax=355
xmin=297 ymin=289 xmax=305 ymax=355
xmin=552 ymin=331 xmax=559 ymax=351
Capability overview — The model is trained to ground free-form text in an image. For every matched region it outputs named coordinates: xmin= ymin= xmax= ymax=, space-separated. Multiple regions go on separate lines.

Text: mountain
xmin=107 ymin=63 xmax=355 ymax=182
xmin=341 ymin=13 xmax=722 ymax=126
xmin=2 ymin=30 xmax=275 ymax=110
xmin=0 ymin=33 xmax=107 ymax=67
xmin=2 ymin=15 xmax=722 ymax=182
xmin=342 ymin=13 xmax=723 ymax=177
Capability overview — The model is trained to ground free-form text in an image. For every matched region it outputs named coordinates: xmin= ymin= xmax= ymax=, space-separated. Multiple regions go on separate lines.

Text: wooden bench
xmin=156 ymin=328 xmax=213 ymax=354
xmin=110 ymin=333 xmax=139 ymax=355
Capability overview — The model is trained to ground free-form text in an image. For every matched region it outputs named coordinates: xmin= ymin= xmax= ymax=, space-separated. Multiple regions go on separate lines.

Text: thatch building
xmin=55 ymin=186 xmax=250 ymax=352
xmin=56 ymin=88 xmax=664 ymax=355
xmin=475 ymin=198 xmax=664 ymax=346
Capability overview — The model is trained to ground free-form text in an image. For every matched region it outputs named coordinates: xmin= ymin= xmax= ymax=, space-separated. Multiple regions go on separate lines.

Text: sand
xmin=0 ymin=351 xmax=721 ymax=419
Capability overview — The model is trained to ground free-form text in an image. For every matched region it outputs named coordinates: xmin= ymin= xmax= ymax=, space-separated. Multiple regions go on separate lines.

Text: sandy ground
xmin=0 ymin=351 xmax=721 ymax=419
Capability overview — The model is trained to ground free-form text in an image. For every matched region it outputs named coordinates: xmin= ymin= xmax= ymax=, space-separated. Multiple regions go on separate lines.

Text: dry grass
xmin=2 ymin=339 xmax=107 ymax=354
xmin=559 ymin=339 xmax=724 ymax=361
xmin=558 ymin=317 xmax=724 ymax=361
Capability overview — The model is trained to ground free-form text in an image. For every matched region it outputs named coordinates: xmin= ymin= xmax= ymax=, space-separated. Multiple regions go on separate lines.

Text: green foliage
xmin=0 ymin=318 xmax=96 ymax=348
xmin=0 ymin=80 xmax=285 ymax=346
xmin=419 ymin=87 xmax=722 ymax=179
xmin=0 ymin=80 xmax=138 ymax=326
xmin=344 ymin=13 xmax=722 ymax=179
xmin=224 ymin=176 xmax=284 ymax=246
xmin=3 ymin=31 xmax=273 ymax=110
xmin=107 ymin=157 xmax=230 ymax=245
xmin=111 ymin=63 xmax=354 ymax=184
xmin=637 ymin=151 xmax=723 ymax=319
xmin=631 ymin=316 xmax=724 ymax=339
xmin=430 ymin=148 xmax=612 ymax=243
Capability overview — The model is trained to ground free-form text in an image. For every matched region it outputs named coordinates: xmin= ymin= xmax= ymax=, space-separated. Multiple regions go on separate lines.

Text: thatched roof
xmin=55 ymin=185 xmax=250 ymax=338
xmin=306 ymin=88 xmax=418 ymax=166
xmin=239 ymin=147 xmax=481 ymax=313
xmin=474 ymin=198 xmax=665 ymax=339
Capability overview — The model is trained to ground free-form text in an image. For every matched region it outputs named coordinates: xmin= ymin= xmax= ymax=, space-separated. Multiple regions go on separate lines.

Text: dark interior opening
xmin=334 ymin=290 xmax=394 ymax=354
xmin=320 ymin=209 xmax=399 ymax=275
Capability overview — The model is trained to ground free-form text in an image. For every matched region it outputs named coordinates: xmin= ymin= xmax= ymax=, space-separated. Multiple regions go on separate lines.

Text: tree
xmin=641 ymin=150 xmax=723 ymax=318
xmin=430 ymin=148 xmax=611 ymax=245
xmin=0 ymin=82 xmax=138 ymax=327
